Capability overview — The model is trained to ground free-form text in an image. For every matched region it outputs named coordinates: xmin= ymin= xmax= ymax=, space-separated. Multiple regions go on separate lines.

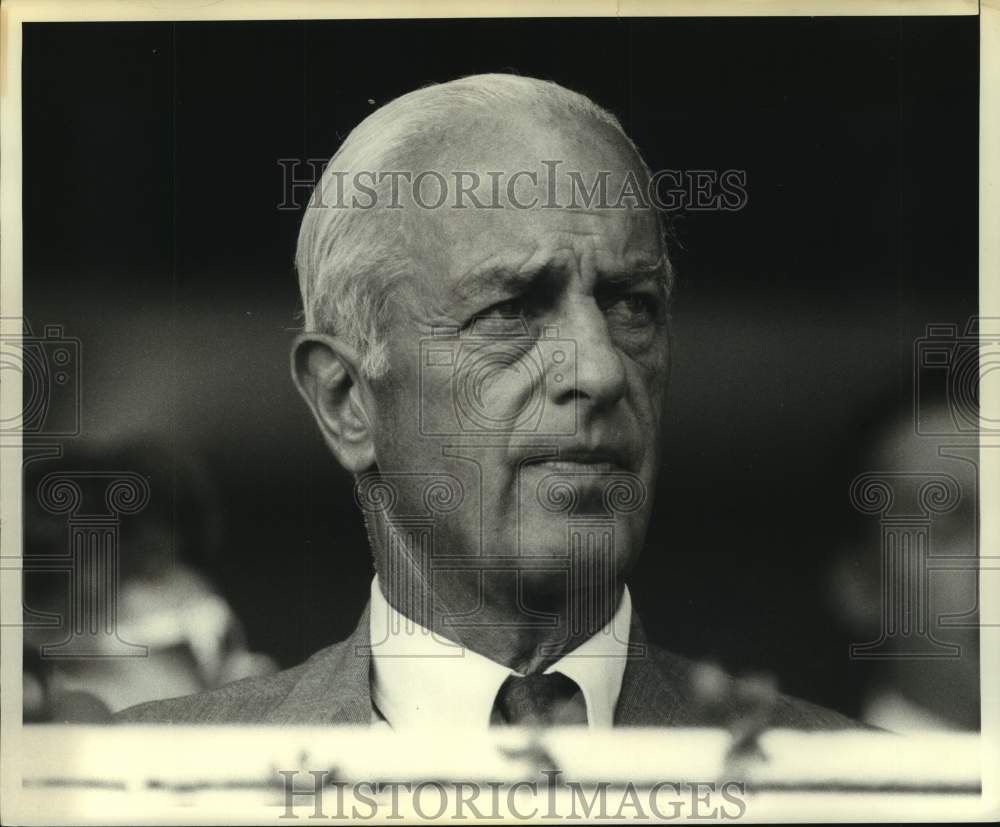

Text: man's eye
xmin=464 ymin=299 xmax=531 ymax=336
xmin=475 ymin=283 xmax=558 ymax=325
xmin=483 ymin=298 xmax=524 ymax=319
xmin=601 ymin=291 xmax=660 ymax=324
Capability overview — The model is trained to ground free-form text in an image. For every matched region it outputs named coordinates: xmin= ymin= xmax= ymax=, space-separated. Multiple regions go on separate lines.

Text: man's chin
xmin=514 ymin=511 xmax=643 ymax=556
xmin=512 ymin=558 xmax=628 ymax=630
xmin=506 ymin=533 xmax=634 ymax=588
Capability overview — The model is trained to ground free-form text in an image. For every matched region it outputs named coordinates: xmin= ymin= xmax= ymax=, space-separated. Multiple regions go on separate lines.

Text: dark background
xmin=22 ymin=16 xmax=978 ymax=718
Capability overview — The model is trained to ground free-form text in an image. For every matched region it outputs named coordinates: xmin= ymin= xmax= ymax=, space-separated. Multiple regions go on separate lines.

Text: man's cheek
xmin=623 ymin=361 xmax=665 ymax=418
xmin=624 ymin=335 xmax=668 ymax=376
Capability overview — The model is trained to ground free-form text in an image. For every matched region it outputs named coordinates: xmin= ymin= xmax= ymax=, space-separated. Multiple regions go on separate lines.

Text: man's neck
xmin=377 ymin=567 xmax=626 ymax=674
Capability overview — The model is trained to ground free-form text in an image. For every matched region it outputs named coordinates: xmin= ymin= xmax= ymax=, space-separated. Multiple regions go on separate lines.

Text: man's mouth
xmin=518 ymin=447 xmax=645 ymax=516
xmin=519 ymin=447 xmax=632 ymax=474
xmin=528 ymin=459 xmax=621 ymax=473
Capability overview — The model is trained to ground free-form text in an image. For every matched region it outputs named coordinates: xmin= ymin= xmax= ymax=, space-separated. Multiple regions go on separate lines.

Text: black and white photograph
xmin=1 ymin=0 xmax=996 ymax=822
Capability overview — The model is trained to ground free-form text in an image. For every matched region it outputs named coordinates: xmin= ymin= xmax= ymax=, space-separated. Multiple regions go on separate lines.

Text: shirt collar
xmin=368 ymin=576 xmax=632 ymax=730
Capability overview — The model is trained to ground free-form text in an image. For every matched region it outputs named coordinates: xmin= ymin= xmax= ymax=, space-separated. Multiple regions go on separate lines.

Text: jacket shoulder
xmin=115 ymin=647 xmax=331 ymax=724
xmin=768 ymin=688 xmax=866 ymax=730
xmin=643 ymin=643 xmax=864 ymax=730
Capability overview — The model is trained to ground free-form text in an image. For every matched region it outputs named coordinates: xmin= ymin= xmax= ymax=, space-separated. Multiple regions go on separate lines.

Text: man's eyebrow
xmin=631 ymin=254 xmax=671 ymax=276
xmin=598 ymin=255 xmax=671 ymax=285
xmin=454 ymin=263 xmax=557 ymax=300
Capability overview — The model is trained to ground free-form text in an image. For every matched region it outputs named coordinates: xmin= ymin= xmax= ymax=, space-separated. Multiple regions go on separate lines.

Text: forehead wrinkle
xmin=451 ymin=245 xmax=549 ymax=303
xmin=451 ymin=235 xmax=581 ymax=295
xmin=628 ymin=252 xmax=671 ymax=280
xmin=451 ymin=231 xmax=665 ymax=303
xmin=453 ymin=264 xmax=571 ymax=312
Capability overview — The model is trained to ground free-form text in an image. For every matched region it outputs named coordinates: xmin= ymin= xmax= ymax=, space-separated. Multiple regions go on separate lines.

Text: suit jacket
xmin=116 ymin=604 xmax=859 ymax=729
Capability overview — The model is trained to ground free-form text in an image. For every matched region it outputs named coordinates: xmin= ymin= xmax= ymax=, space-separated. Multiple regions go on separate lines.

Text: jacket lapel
xmin=266 ymin=603 xmax=373 ymax=724
xmin=614 ymin=611 xmax=685 ymax=726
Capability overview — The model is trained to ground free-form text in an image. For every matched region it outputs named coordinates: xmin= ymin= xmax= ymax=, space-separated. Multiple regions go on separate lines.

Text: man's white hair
xmin=295 ymin=73 xmax=655 ymax=379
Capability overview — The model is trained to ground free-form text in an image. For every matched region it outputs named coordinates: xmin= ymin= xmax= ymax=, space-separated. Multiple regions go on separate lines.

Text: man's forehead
xmin=428 ymin=104 xmax=635 ymax=173
xmin=393 ymin=111 xmax=662 ymax=294
xmin=412 ymin=200 xmax=663 ymax=288
xmin=457 ymin=232 xmax=663 ymax=291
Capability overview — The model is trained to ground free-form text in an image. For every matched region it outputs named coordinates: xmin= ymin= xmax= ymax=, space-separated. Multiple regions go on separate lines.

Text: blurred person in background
xmin=829 ymin=393 xmax=980 ymax=732
xmin=23 ymin=437 xmax=276 ymax=720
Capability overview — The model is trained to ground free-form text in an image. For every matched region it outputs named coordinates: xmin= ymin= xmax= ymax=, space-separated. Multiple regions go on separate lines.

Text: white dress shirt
xmin=368 ymin=576 xmax=632 ymax=730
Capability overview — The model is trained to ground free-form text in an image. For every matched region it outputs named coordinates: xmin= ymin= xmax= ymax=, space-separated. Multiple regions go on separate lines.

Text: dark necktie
xmin=493 ymin=672 xmax=588 ymax=727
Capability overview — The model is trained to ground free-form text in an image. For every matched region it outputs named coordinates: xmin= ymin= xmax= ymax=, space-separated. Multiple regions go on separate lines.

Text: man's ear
xmin=291 ymin=333 xmax=376 ymax=473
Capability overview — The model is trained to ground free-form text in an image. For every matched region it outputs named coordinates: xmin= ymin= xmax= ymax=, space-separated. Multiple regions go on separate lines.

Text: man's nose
xmin=549 ymin=298 xmax=626 ymax=412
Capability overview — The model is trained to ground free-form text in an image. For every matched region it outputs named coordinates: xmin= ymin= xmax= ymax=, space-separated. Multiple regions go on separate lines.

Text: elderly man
xmin=119 ymin=74 xmax=854 ymax=729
